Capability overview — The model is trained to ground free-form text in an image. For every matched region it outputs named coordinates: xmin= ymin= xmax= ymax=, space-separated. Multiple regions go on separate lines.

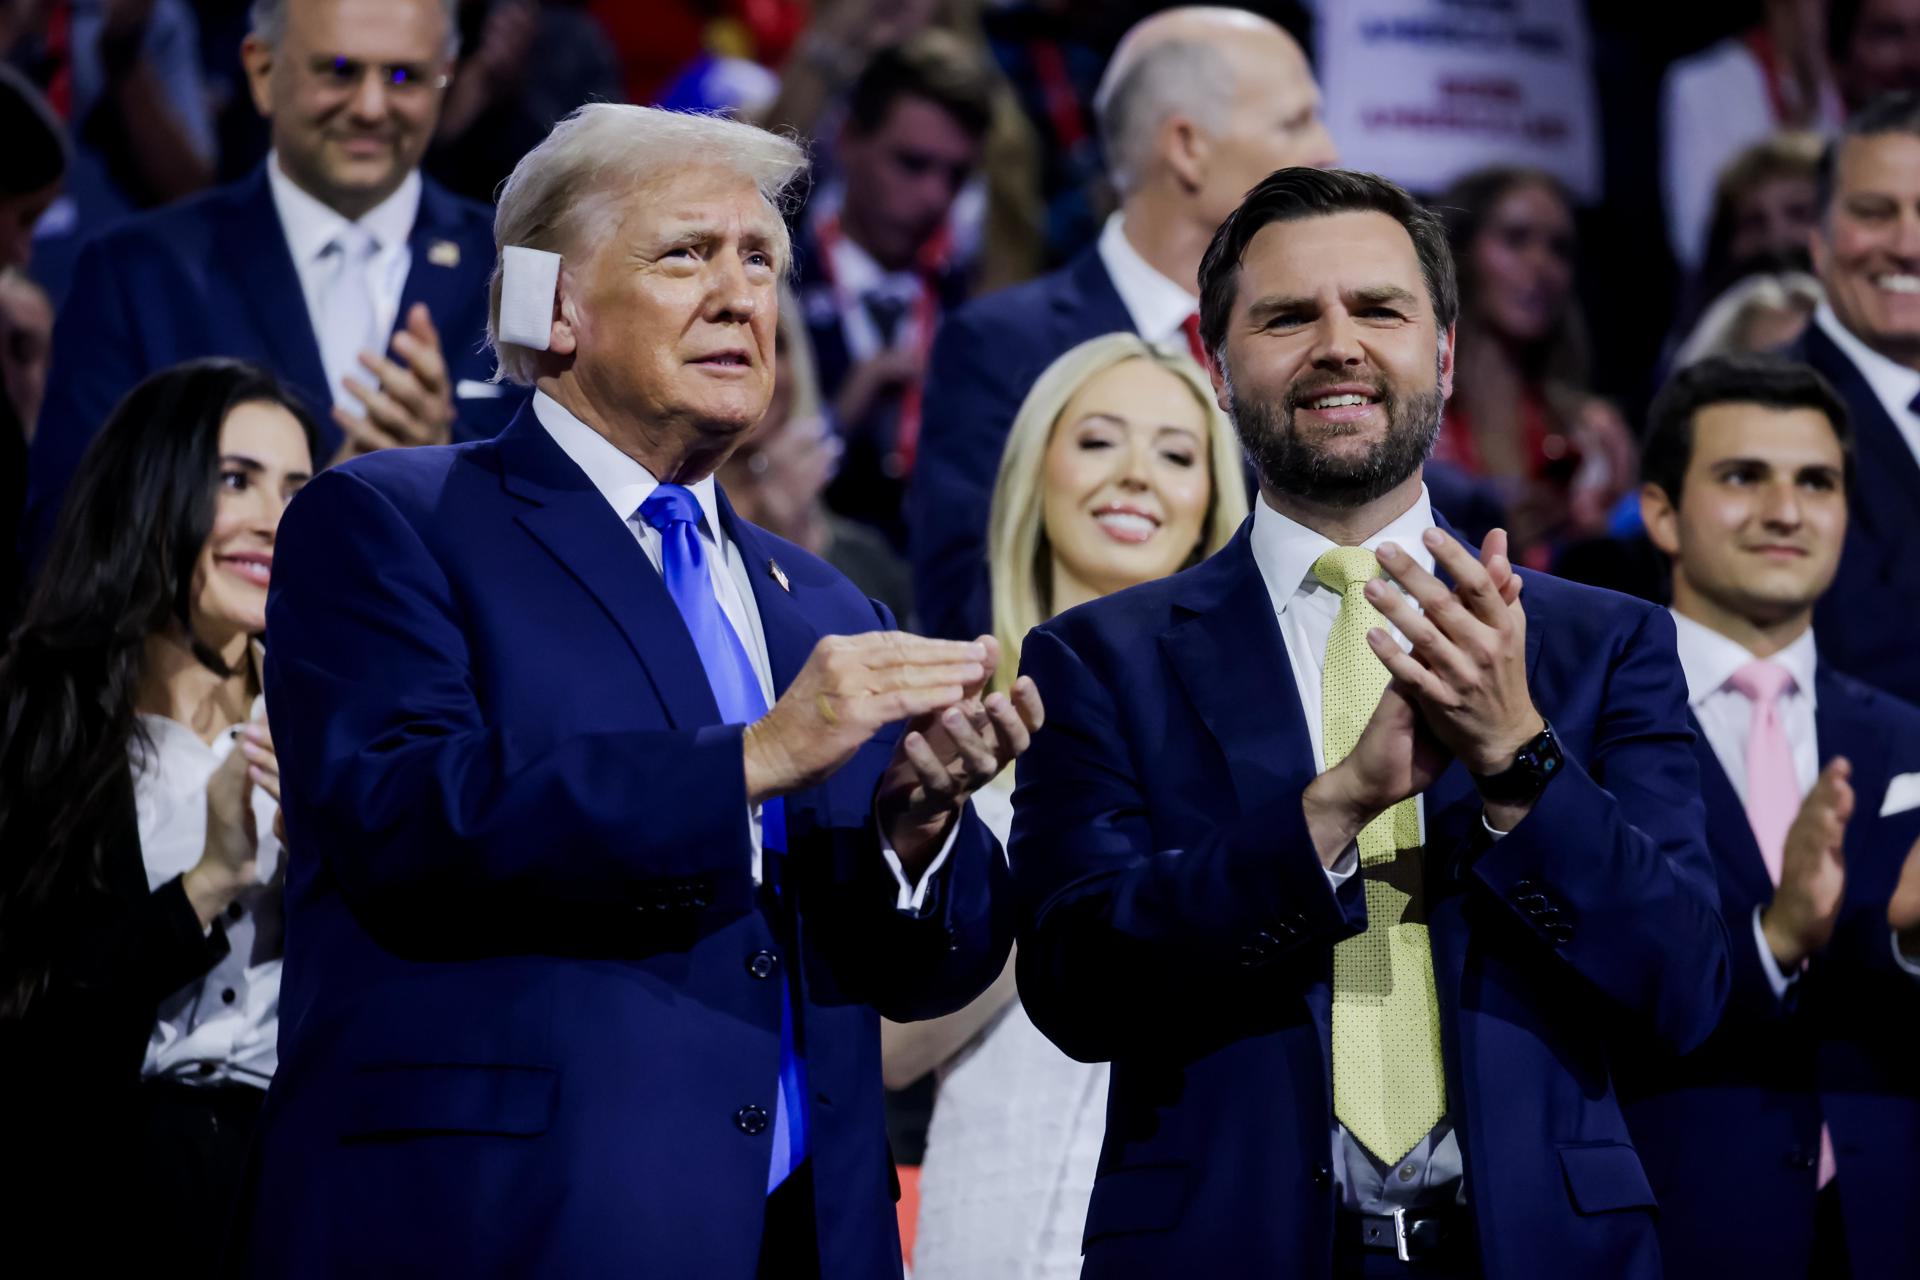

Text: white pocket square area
xmin=1880 ymin=771 xmax=1920 ymax=818
xmin=455 ymin=379 xmax=505 ymax=399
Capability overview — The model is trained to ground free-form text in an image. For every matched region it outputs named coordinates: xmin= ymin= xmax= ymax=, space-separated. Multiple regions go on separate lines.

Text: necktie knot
xmin=638 ymin=483 xmax=702 ymax=533
xmin=1314 ymin=546 xmax=1383 ymax=597
xmin=1727 ymin=658 xmax=1794 ymax=707
xmin=327 ymin=225 xmax=378 ymax=264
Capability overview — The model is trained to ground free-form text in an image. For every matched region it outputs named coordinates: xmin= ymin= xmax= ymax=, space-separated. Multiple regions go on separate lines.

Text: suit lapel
xmin=1161 ymin=528 xmax=1319 ymax=812
xmin=1802 ymin=326 xmax=1920 ymax=560
xmin=396 ymin=179 xmax=482 ymax=351
xmin=1055 ymin=246 xmax=1135 ymax=339
xmin=718 ymin=490 xmax=820 ymax=695
xmin=496 ymin=408 xmax=721 ymax=729
xmin=1815 ymin=665 xmax=1890 ymax=854
xmin=217 ymin=168 xmax=331 ymax=415
xmin=1688 ymin=711 xmax=1778 ymax=908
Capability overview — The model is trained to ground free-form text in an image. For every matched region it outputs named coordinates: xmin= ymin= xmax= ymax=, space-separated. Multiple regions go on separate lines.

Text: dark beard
xmin=1229 ymin=375 xmax=1444 ymax=509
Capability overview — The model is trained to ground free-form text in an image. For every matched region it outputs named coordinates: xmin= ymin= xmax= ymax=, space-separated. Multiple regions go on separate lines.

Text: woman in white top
xmin=0 ymin=360 xmax=318 ymax=1265
xmin=897 ymin=333 xmax=1247 ymax=1278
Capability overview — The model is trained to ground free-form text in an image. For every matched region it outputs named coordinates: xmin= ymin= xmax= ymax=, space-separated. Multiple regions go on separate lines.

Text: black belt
xmin=1339 ymin=1205 xmax=1470 ymax=1263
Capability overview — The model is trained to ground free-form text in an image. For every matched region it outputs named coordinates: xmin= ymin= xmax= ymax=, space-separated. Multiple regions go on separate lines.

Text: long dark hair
xmin=0 ymin=359 xmax=320 ymax=1018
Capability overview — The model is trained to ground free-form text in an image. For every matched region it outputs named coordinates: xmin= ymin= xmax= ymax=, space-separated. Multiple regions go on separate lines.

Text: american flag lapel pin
xmin=768 ymin=559 xmax=791 ymax=593
xmin=427 ymin=239 xmax=461 ymax=268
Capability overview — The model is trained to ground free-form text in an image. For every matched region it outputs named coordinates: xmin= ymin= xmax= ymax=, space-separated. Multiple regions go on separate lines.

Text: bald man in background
xmin=908 ymin=7 xmax=1337 ymax=640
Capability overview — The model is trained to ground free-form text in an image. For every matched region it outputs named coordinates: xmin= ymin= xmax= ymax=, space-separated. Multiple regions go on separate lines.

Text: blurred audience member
xmin=1790 ymin=93 xmax=1920 ymax=705
xmin=719 ymin=291 xmax=913 ymax=622
xmin=1833 ymin=0 xmax=1920 ymax=109
xmin=1693 ymin=131 xmax=1825 ymax=309
xmin=890 ymin=333 xmax=1246 ymax=1279
xmin=1 ymin=65 xmax=65 ymax=630
xmin=425 ymin=0 xmax=623 ymax=204
xmin=0 ymin=359 xmax=317 ymax=1267
xmin=1436 ymin=167 xmax=1637 ymax=566
xmin=793 ymin=30 xmax=995 ymax=547
xmin=26 ymin=0 xmax=522 ymax=571
xmin=1663 ymin=0 xmax=1843 ymax=274
xmin=1675 ymin=270 xmax=1825 ymax=367
xmin=1625 ymin=352 xmax=1920 ymax=1280
xmin=911 ymin=5 xmax=1335 ymax=639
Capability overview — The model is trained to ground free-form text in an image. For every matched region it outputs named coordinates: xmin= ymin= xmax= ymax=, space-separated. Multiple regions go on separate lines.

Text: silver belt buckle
xmin=1393 ymin=1207 xmax=1412 ymax=1263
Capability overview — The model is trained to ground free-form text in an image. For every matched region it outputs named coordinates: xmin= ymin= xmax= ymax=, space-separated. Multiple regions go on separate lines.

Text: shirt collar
xmin=1096 ymin=212 xmax=1199 ymax=345
xmin=267 ymin=150 xmax=423 ymax=267
xmin=1248 ymin=484 xmax=1438 ymax=616
xmin=826 ymin=223 xmax=920 ymax=302
xmin=531 ymin=390 xmax=724 ymax=535
xmin=1814 ymin=302 xmax=1920 ymax=425
xmin=1667 ymin=609 xmax=1820 ymax=709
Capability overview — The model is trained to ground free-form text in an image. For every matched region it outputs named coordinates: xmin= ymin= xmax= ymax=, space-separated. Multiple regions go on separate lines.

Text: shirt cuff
xmin=1324 ymin=842 xmax=1358 ymax=891
xmin=1754 ymin=905 xmax=1800 ymax=999
xmin=876 ymin=812 xmax=962 ymax=913
xmin=1892 ymin=928 xmax=1920 ymax=980
xmin=1481 ymin=813 xmax=1513 ymax=839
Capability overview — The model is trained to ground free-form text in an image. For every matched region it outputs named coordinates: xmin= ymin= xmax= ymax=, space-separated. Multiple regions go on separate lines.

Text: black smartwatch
xmin=1472 ymin=722 xmax=1563 ymax=805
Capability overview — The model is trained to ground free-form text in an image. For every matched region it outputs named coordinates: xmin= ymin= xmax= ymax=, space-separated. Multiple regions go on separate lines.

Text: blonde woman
xmin=892 ymin=332 xmax=1246 ymax=1279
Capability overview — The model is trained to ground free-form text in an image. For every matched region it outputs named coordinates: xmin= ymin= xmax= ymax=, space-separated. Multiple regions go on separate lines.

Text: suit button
xmin=226 ymin=901 xmax=244 ymax=922
xmin=221 ymin=988 xmax=237 ymax=1005
xmin=734 ymin=1105 xmax=769 ymax=1136
xmin=747 ymin=950 xmax=779 ymax=980
xmin=1312 ymin=1164 xmax=1332 ymax=1189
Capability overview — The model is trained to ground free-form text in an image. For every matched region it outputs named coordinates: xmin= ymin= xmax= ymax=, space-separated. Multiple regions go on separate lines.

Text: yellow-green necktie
xmin=1313 ymin=546 xmax=1447 ymax=1168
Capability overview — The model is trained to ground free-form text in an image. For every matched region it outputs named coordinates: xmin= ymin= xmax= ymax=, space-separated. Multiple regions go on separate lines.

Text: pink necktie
xmin=1725 ymin=659 xmax=1836 ymax=1187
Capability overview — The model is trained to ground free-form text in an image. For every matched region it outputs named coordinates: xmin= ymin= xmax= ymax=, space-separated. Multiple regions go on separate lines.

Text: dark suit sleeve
xmin=1011 ymin=625 xmax=1365 ymax=1063
xmin=25 ymin=237 xmax=148 ymax=566
xmin=264 ymin=468 xmax=761 ymax=922
xmin=800 ymin=597 xmax=1015 ymax=1022
xmin=907 ymin=306 xmax=1012 ymax=641
xmin=1470 ymin=605 xmax=1731 ymax=1054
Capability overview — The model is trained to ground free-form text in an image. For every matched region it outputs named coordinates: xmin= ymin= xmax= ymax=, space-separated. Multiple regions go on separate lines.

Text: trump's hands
xmin=331 ymin=303 xmax=456 ymax=462
xmin=876 ymin=636 xmax=1044 ymax=874
xmin=744 ymin=632 xmax=989 ymax=805
xmin=1762 ymin=760 xmax=1853 ymax=970
xmin=1303 ymin=532 xmax=1526 ymax=866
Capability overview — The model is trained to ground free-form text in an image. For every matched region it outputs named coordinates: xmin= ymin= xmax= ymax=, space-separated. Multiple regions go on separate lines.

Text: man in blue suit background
xmin=245 ymin=104 xmax=1040 ymax=1277
xmin=1626 ymin=353 xmax=1920 ymax=1279
xmin=907 ymin=6 xmax=1338 ymax=640
xmin=25 ymin=0 xmax=523 ymax=564
xmin=1787 ymin=93 xmax=1920 ymax=705
xmin=1011 ymin=168 xmax=1729 ymax=1278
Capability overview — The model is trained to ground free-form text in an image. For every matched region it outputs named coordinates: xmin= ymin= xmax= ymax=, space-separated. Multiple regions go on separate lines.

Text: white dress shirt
xmin=1095 ymin=213 xmax=1199 ymax=348
xmin=819 ymin=222 xmax=929 ymax=364
xmin=1670 ymin=611 xmax=1920 ymax=988
xmin=531 ymin=392 xmax=951 ymax=907
xmin=133 ymin=697 xmax=283 ymax=1088
xmin=266 ymin=151 xmax=420 ymax=403
xmin=1247 ymin=487 xmax=1465 ymax=1211
xmin=1815 ymin=303 xmax=1920 ymax=469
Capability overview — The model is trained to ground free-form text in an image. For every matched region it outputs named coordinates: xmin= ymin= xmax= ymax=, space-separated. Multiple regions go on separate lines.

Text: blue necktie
xmin=638 ymin=484 xmax=807 ymax=1192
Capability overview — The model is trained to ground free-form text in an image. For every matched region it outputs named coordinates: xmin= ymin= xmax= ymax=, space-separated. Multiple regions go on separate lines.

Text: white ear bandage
xmin=498 ymin=246 xmax=563 ymax=350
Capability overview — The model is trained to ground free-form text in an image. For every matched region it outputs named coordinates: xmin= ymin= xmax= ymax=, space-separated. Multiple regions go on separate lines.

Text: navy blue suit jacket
xmin=25 ymin=165 xmax=525 ymax=564
xmin=244 ymin=407 xmax=1011 ymax=1277
xmin=908 ymin=246 xmax=1131 ymax=640
xmin=1789 ymin=325 xmax=1920 ymax=706
xmin=1010 ymin=518 xmax=1730 ymax=1279
xmin=1622 ymin=665 xmax=1920 ymax=1280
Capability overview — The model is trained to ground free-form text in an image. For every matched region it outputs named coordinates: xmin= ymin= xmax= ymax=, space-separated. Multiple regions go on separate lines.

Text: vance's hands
xmin=1304 ymin=530 xmax=1530 ymax=866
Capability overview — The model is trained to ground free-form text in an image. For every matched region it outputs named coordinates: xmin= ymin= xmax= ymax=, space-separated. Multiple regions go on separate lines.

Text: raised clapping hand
xmin=743 ymin=633 xmax=1044 ymax=874
xmin=1304 ymin=530 xmax=1531 ymax=866
xmin=182 ymin=713 xmax=279 ymax=928
xmin=332 ymin=303 xmax=456 ymax=462
xmin=1761 ymin=760 xmax=1853 ymax=971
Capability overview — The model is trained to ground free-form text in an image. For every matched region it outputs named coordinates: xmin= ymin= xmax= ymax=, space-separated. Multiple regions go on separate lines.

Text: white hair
xmin=1093 ymin=38 xmax=1235 ymax=196
xmin=249 ymin=0 xmax=461 ymax=56
xmin=488 ymin=104 xmax=809 ymax=385
xmin=1673 ymin=272 xmax=1826 ymax=368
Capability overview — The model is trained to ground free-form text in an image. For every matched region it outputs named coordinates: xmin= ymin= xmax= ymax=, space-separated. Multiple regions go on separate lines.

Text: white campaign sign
xmin=1316 ymin=0 xmax=1602 ymax=201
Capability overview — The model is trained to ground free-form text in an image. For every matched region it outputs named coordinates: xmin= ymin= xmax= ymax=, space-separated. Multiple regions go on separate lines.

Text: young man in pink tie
xmin=1627 ymin=352 xmax=1920 ymax=1280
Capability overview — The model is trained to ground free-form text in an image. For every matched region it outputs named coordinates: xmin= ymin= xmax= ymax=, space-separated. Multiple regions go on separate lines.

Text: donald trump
xmin=244 ymin=105 xmax=1039 ymax=1277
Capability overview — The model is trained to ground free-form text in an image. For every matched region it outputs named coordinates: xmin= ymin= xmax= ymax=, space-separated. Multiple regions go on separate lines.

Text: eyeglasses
xmin=306 ymin=56 xmax=449 ymax=95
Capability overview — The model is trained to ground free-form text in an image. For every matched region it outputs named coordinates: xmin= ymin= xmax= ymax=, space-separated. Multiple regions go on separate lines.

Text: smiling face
xmin=1814 ymin=131 xmax=1920 ymax=367
xmin=559 ymin=165 xmax=784 ymax=453
xmin=1467 ymin=179 xmax=1574 ymax=346
xmin=1643 ymin=403 xmax=1848 ymax=635
xmin=243 ymin=0 xmax=453 ymax=218
xmin=1216 ymin=210 xmax=1450 ymax=509
xmin=1040 ymin=358 xmax=1214 ymax=609
xmin=188 ymin=401 xmax=314 ymax=649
